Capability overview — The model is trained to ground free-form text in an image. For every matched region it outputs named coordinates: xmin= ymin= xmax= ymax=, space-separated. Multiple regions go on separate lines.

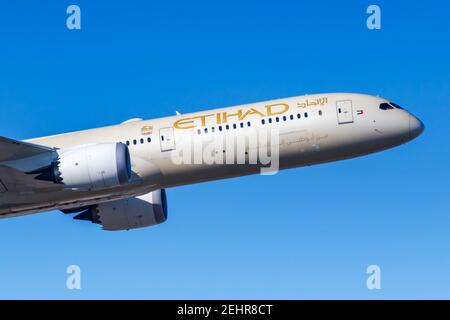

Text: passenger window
xmin=304 ymin=112 xmax=308 ymax=118
xmin=219 ymin=125 xmax=223 ymax=131
xmin=262 ymin=119 xmax=265 ymax=125
xmin=276 ymin=117 xmax=279 ymax=122
xmin=318 ymin=110 xmax=322 ymax=116
xmin=297 ymin=113 xmax=301 ymax=119
xmin=126 ymin=141 xmax=130 ymax=146
xmin=140 ymin=138 xmax=144 ymax=144
xmin=133 ymin=139 xmax=137 ymax=145
xmin=204 ymin=128 xmax=208 ymax=133
xmin=247 ymin=121 xmax=251 ymax=127
xmin=269 ymin=118 xmax=272 ymax=124
xmin=197 ymin=129 xmax=201 ymax=135
xmin=283 ymin=116 xmax=287 ymax=121
xmin=240 ymin=123 xmax=244 ymax=128
xmin=226 ymin=124 xmax=230 ymax=130
xmin=147 ymin=137 xmax=151 ymax=143
xmin=233 ymin=123 xmax=237 ymax=129
xmin=290 ymin=115 xmax=294 ymax=120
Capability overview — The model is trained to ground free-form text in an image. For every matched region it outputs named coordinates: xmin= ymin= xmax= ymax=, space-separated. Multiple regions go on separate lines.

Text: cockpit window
xmin=389 ymin=102 xmax=404 ymax=109
xmin=379 ymin=103 xmax=394 ymax=110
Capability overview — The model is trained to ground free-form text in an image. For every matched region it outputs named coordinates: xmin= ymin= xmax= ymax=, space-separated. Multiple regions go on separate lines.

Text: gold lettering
xmin=265 ymin=103 xmax=289 ymax=116
xmin=240 ymin=108 xmax=265 ymax=120
xmin=222 ymin=109 xmax=243 ymax=123
xmin=298 ymin=97 xmax=328 ymax=108
xmin=174 ymin=118 xmax=195 ymax=129
xmin=191 ymin=114 xmax=215 ymax=126
xmin=318 ymin=97 xmax=328 ymax=106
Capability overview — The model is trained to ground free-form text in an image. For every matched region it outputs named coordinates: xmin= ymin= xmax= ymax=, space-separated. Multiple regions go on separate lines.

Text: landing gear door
xmin=159 ymin=127 xmax=176 ymax=152
xmin=336 ymin=100 xmax=354 ymax=124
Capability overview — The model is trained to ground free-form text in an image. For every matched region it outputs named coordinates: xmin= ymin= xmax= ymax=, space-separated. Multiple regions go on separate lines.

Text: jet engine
xmin=73 ymin=189 xmax=168 ymax=231
xmin=33 ymin=143 xmax=131 ymax=190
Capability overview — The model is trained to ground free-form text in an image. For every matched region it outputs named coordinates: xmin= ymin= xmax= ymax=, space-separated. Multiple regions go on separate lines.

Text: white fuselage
xmin=0 ymin=93 xmax=424 ymax=217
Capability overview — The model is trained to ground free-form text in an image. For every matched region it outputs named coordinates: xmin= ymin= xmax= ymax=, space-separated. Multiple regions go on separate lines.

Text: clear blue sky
xmin=0 ymin=0 xmax=449 ymax=299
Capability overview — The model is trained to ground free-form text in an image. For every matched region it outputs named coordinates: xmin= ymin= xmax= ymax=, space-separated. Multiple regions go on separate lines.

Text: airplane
xmin=0 ymin=93 xmax=424 ymax=231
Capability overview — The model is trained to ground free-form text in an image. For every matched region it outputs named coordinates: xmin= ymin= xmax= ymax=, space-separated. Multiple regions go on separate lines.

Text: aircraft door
xmin=336 ymin=100 xmax=354 ymax=124
xmin=159 ymin=127 xmax=176 ymax=152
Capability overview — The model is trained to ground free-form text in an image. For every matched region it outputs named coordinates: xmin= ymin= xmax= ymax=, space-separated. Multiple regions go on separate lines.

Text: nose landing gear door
xmin=159 ymin=127 xmax=176 ymax=152
xmin=336 ymin=100 xmax=354 ymax=124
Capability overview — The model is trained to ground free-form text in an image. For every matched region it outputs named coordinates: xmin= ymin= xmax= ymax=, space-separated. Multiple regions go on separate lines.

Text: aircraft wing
xmin=0 ymin=136 xmax=57 ymax=193
xmin=0 ymin=136 xmax=54 ymax=162
xmin=0 ymin=165 xmax=60 ymax=192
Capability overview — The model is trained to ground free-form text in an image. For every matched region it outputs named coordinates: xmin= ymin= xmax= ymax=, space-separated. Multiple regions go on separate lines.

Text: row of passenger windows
xmin=197 ymin=111 xmax=322 ymax=135
xmin=122 ymin=110 xmax=323 ymax=144
xmin=125 ymin=137 xmax=152 ymax=146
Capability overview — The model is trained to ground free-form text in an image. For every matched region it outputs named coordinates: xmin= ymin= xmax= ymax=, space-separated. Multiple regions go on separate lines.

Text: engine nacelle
xmin=73 ymin=190 xmax=168 ymax=231
xmin=55 ymin=143 xmax=131 ymax=190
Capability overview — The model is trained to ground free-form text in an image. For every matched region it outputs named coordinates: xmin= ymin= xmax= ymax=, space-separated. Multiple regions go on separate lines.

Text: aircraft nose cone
xmin=409 ymin=114 xmax=424 ymax=140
